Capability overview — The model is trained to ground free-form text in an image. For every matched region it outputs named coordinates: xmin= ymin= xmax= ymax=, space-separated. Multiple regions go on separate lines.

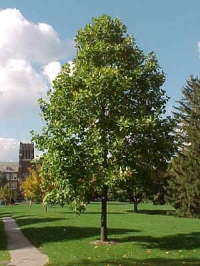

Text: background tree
xmin=0 ymin=186 xmax=14 ymax=205
xmin=167 ymin=76 xmax=200 ymax=217
xmin=113 ymin=168 xmax=169 ymax=212
xmin=22 ymin=165 xmax=43 ymax=205
xmin=32 ymin=15 xmax=173 ymax=241
xmin=117 ymin=118 xmax=174 ymax=213
xmin=0 ymin=173 xmax=7 ymax=189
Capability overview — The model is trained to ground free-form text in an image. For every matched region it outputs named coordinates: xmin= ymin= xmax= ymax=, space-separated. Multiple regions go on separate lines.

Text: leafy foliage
xmin=0 ymin=174 xmax=7 ymax=189
xmin=167 ymin=76 xmax=200 ymax=217
xmin=32 ymin=15 xmax=173 ymax=240
xmin=0 ymin=185 xmax=14 ymax=204
xmin=22 ymin=165 xmax=43 ymax=203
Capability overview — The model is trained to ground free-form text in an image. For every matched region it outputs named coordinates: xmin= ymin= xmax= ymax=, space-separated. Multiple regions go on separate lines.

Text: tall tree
xmin=32 ymin=15 xmax=173 ymax=241
xmin=167 ymin=76 xmax=200 ymax=217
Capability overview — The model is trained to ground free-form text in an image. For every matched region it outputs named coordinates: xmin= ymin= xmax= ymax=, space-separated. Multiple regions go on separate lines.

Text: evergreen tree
xmin=168 ymin=76 xmax=200 ymax=217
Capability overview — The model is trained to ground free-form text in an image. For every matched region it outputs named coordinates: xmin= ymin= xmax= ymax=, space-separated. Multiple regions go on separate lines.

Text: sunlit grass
xmin=0 ymin=202 xmax=200 ymax=265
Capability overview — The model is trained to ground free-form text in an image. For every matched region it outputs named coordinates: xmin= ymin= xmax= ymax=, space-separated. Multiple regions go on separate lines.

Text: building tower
xmin=18 ymin=142 xmax=34 ymax=194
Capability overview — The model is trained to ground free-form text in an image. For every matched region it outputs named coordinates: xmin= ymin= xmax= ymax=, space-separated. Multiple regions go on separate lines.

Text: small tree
xmin=0 ymin=174 xmax=7 ymax=188
xmin=0 ymin=186 xmax=14 ymax=205
xmin=167 ymin=76 xmax=200 ymax=217
xmin=32 ymin=15 xmax=173 ymax=241
xmin=22 ymin=165 xmax=43 ymax=205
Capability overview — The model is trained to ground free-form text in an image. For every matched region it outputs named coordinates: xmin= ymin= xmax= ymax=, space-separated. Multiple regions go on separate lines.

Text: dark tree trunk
xmin=100 ymin=104 xmax=108 ymax=242
xmin=101 ymin=185 xmax=108 ymax=241
xmin=133 ymin=199 xmax=138 ymax=213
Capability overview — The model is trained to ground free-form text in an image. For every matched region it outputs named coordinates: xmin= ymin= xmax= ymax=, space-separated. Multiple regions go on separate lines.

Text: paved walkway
xmin=2 ymin=217 xmax=49 ymax=266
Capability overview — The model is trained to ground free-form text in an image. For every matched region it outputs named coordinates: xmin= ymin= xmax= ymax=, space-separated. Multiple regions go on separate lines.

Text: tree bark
xmin=101 ymin=185 xmax=108 ymax=241
xmin=44 ymin=204 xmax=48 ymax=213
xmin=133 ymin=200 xmax=138 ymax=213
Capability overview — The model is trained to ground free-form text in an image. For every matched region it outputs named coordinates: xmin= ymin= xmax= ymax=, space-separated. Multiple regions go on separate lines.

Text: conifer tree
xmin=168 ymin=76 xmax=200 ymax=217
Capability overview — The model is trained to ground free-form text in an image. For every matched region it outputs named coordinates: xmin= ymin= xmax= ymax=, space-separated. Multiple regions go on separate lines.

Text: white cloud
xmin=43 ymin=61 xmax=62 ymax=83
xmin=0 ymin=8 xmax=75 ymax=64
xmin=0 ymin=8 xmax=75 ymax=118
xmin=198 ymin=42 xmax=200 ymax=51
xmin=0 ymin=8 xmax=76 ymax=161
xmin=0 ymin=59 xmax=47 ymax=117
xmin=0 ymin=138 xmax=19 ymax=161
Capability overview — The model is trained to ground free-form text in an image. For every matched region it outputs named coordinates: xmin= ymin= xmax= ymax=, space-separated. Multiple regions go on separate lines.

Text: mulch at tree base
xmin=90 ymin=239 xmax=121 ymax=245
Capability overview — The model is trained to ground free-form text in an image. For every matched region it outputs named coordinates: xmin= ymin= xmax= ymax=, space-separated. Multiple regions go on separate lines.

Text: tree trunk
xmin=44 ymin=204 xmax=48 ymax=213
xmin=29 ymin=199 xmax=32 ymax=209
xmin=101 ymin=185 xmax=108 ymax=241
xmin=133 ymin=200 xmax=138 ymax=213
xmin=100 ymin=104 xmax=108 ymax=242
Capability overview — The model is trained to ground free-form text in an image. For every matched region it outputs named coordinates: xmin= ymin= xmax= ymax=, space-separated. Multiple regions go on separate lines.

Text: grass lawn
xmin=0 ymin=219 xmax=10 ymax=266
xmin=0 ymin=202 xmax=200 ymax=266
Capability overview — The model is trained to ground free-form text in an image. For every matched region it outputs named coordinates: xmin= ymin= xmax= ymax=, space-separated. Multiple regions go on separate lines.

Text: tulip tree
xmin=32 ymin=15 xmax=173 ymax=241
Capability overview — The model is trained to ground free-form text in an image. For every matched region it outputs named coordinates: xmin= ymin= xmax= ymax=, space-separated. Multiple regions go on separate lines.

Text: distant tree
xmin=0 ymin=174 xmax=7 ymax=188
xmin=22 ymin=165 xmax=43 ymax=205
xmin=0 ymin=186 xmax=14 ymax=205
xmin=112 ymin=167 xmax=170 ymax=212
xmin=32 ymin=15 xmax=173 ymax=241
xmin=167 ymin=76 xmax=200 ymax=217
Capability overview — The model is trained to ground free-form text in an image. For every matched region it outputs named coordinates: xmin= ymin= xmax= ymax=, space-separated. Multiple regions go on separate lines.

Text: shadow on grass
xmin=1 ymin=213 xmax=67 ymax=227
xmin=16 ymin=217 xmax=68 ymax=227
xmin=0 ymin=211 xmax=18 ymax=218
xmin=126 ymin=209 xmax=176 ymax=216
xmin=120 ymin=232 xmax=200 ymax=251
xmin=17 ymin=217 xmax=200 ymax=252
xmin=137 ymin=209 xmax=175 ymax=215
xmin=55 ymin=258 xmax=200 ymax=266
xmin=20 ymin=225 xmax=140 ymax=248
xmin=77 ymin=211 xmax=126 ymax=215
xmin=0 ymin=220 xmax=7 ymax=252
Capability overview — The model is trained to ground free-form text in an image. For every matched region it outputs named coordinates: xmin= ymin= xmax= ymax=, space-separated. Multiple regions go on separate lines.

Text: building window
xmin=11 ymin=183 xmax=17 ymax=189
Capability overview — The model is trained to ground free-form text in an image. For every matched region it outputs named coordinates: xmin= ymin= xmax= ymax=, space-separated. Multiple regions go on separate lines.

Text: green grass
xmin=0 ymin=219 xmax=10 ymax=266
xmin=0 ymin=202 xmax=200 ymax=265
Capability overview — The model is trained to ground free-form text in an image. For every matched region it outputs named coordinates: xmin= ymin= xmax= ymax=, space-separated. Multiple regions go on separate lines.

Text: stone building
xmin=18 ymin=142 xmax=34 ymax=193
xmin=0 ymin=142 xmax=34 ymax=197
xmin=0 ymin=162 xmax=18 ymax=195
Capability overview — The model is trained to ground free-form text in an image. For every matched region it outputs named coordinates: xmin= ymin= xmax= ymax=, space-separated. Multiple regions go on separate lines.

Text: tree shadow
xmin=13 ymin=215 xmax=200 ymax=252
xmin=0 ymin=220 xmax=7 ymax=252
xmin=16 ymin=217 xmax=68 ymax=227
xmin=120 ymin=232 xmax=200 ymax=250
xmin=58 ymin=257 xmax=200 ymax=266
xmin=137 ymin=209 xmax=175 ymax=216
xmin=20 ymin=224 xmax=140 ymax=248
xmin=79 ymin=211 xmax=126 ymax=215
xmin=0 ymin=211 xmax=19 ymax=218
xmin=125 ymin=208 xmax=176 ymax=216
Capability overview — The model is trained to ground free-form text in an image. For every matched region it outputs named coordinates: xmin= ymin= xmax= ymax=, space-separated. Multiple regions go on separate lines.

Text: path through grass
xmin=0 ymin=202 xmax=200 ymax=265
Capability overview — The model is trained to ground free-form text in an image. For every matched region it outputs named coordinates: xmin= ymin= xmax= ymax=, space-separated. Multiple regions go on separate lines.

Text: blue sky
xmin=0 ymin=0 xmax=200 ymax=161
